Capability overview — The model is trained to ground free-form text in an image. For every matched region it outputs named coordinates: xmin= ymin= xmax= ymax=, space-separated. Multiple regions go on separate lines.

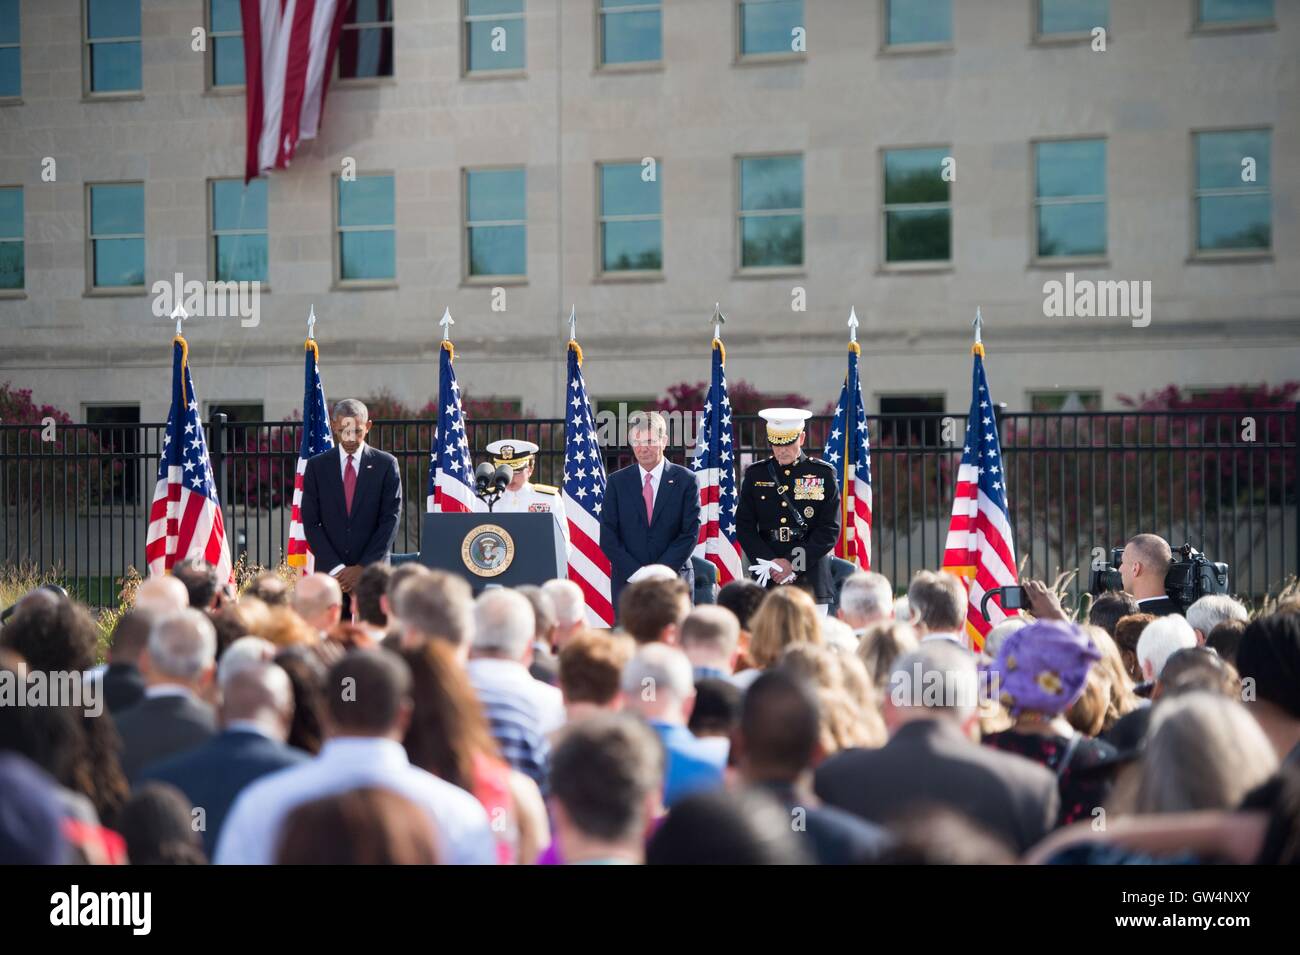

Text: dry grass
xmin=2 ymin=556 xmax=299 ymax=664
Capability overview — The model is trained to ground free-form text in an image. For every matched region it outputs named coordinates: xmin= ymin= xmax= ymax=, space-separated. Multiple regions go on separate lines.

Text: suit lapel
xmin=320 ymin=449 xmax=346 ymax=522
xmin=649 ymin=463 xmax=675 ymax=528
xmin=351 ymin=446 xmax=376 ymax=514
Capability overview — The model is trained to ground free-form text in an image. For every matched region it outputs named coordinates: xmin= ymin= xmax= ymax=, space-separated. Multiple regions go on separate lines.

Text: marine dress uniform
xmin=735 ymin=409 xmax=841 ymax=605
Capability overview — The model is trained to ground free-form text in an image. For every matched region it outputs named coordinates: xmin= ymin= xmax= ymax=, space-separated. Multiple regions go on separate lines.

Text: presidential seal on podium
xmin=461 ymin=524 xmax=515 ymax=577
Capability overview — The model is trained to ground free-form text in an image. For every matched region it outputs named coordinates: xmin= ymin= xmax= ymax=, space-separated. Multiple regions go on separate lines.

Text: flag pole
xmin=842 ymin=308 xmax=859 ymax=563
xmin=171 ymin=303 xmax=189 ymax=404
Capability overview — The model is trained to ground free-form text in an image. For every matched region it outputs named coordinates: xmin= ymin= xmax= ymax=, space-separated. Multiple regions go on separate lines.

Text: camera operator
xmin=1119 ymin=534 xmax=1180 ymax=617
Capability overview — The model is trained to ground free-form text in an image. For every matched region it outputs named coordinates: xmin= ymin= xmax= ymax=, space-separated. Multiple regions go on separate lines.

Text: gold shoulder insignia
xmin=533 ymin=483 xmax=558 ymax=495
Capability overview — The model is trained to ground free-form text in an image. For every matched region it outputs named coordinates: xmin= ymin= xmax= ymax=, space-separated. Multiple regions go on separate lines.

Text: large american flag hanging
xmin=427 ymin=341 xmax=481 ymax=514
xmin=941 ymin=342 xmax=1018 ymax=651
xmin=146 ymin=337 xmax=233 ymax=583
xmin=824 ymin=342 xmax=873 ymax=570
xmin=563 ymin=340 xmax=614 ymax=628
xmin=287 ymin=337 xmax=333 ymax=573
xmin=240 ymin=0 xmax=351 ymax=181
xmin=691 ymin=338 xmax=743 ymax=586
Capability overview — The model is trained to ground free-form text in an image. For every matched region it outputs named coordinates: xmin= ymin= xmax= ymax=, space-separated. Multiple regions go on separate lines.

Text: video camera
xmin=1088 ymin=542 xmax=1230 ymax=613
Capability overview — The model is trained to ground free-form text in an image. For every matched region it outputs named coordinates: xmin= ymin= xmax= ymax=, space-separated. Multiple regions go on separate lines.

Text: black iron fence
xmin=3 ymin=407 xmax=1297 ymax=608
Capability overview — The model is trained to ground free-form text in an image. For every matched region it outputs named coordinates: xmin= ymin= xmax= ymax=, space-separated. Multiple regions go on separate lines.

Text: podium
xmin=419 ymin=512 xmax=566 ymax=593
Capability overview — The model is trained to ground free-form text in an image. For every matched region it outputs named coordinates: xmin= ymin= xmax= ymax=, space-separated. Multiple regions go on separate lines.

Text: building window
xmin=1029 ymin=390 xmax=1101 ymax=412
xmin=86 ymin=404 xmax=141 ymax=504
xmin=83 ymin=0 xmax=141 ymax=95
xmin=879 ymin=395 xmax=945 ymax=446
xmin=1194 ymin=129 xmax=1270 ymax=253
xmin=1196 ymin=0 xmax=1273 ymax=28
xmin=885 ymin=0 xmax=952 ymax=47
xmin=738 ymin=154 xmax=803 ymax=270
xmin=883 ymin=147 xmax=951 ymax=264
xmin=0 ymin=0 xmax=19 ymax=99
xmin=0 ymin=185 xmax=21 ymax=290
xmin=87 ymin=182 xmax=144 ymax=291
xmin=208 ymin=0 xmax=244 ymax=88
xmin=738 ymin=0 xmax=804 ymax=57
xmin=1034 ymin=139 xmax=1106 ymax=259
xmin=339 ymin=0 xmax=394 ymax=80
xmin=1037 ymin=0 xmax=1107 ymax=37
xmin=599 ymin=162 xmax=662 ymax=274
xmin=600 ymin=0 xmax=661 ymax=66
xmin=336 ymin=174 xmax=396 ymax=283
xmin=465 ymin=0 xmax=525 ymax=73
xmin=465 ymin=168 xmax=526 ymax=279
xmin=210 ymin=178 xmax=268 ymax=283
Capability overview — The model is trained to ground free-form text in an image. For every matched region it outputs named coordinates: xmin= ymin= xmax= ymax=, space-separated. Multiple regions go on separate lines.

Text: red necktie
xmin=643 ymin=472 xmax=654 ymax=524
xmin=344 ymin=455 xmax=357 ymax=515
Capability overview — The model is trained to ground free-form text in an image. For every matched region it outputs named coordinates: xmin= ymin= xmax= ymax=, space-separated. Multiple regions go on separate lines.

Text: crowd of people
xmin=1 ymin=530 xmax=1298 ymax=865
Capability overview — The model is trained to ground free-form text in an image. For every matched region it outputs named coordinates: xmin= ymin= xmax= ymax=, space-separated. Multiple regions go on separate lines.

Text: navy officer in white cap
xmin=485 ymin=438 xmax=570 ymax=554
xmin=735 ymin=408 xmax=841 ymax=607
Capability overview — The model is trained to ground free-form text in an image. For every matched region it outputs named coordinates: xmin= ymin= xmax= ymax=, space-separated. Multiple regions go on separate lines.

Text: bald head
xmin=293 ymin=573 xmax=343 ymax=634
xmin=135 ymin=575 xmax=190 ymax=615
xmin=1122 ymin=534 xmax=1173 ymax=600
xmin=220 ymin=662 xmax=295 ymax=739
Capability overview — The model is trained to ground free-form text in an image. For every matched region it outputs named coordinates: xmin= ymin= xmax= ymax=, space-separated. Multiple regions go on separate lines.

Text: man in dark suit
xmin=1120 ymin=533 xmax=1179 ymax=617
xmin=600 ymin=411 xmax=702 ymax=616
xmin=815 ymin=641 xmax=1059 ymax=854
xmin=115 ymin=609 xmax=219 ymax=782
xmin=101 ymin=608 xmax=153 ymax=715
xmin=736 ymin=670 xmax=892 ymax=864
xmin=139 ymin=661 xmax=308 ymax=857
xmin=300 ymin=398 xmax=403 ymax=597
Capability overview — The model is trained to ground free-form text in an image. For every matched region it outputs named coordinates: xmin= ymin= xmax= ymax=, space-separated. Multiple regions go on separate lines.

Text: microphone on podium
xmin=474 ymin=462 xmax=495 ymax=496
xmin=492 ymin=465 xmax=513 ymax=493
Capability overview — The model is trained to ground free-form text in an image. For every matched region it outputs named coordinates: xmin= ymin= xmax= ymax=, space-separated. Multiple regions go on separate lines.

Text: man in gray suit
xmin=814 ymin=641 xmax=1059 ymax=855
xmin=114 ymin=608 xmax=218 ymax=782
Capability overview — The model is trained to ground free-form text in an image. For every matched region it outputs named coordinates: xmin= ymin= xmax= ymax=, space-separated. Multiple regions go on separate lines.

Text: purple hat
xmin=986 ymin=619 xmax=1100 ymax=716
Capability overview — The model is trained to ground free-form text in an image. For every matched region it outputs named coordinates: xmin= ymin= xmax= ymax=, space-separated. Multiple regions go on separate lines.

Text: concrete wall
xmin=0 ymin=0 xmax=1297 ymax=423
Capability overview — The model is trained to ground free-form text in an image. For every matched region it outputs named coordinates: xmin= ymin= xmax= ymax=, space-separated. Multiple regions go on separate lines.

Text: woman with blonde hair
xmin=779 ymin=643 xmax=885 ymax=753
xmin=1079 ymin=624 xmax=1142 ymax=733
xmin=855 ymin=619 xmax=919 ymax=694
xmin=747 ymin=587 xmax=822 ymax=670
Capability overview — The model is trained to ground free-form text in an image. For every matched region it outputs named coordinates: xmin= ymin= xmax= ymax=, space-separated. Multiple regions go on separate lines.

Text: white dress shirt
xmin=467 ymin=657 xmax=566 ymax=735
xmin=214 ymin=737 xmax=496 ymax=865
xmin=339 ymin=441 xmax=367 ymax=480
xmin=638 ymin=457 xmax=667 ymax=510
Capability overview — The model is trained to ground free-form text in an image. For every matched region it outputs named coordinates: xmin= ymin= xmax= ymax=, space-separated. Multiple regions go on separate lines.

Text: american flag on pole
xmin=240 ymin=0 xmax=351 ymax=181
xmin=941 ymin=318 xmax=1018 ymax=651
xmin=823 ymin=327 xmax=873 ymax=570
xmin=146 ymin=335 xmax=233 ymax=583
xmin=691 ymin=338 xmax=743 ymax=586
xmin=563 ymin=339 xmax=614 ymax=628
xmin=287 ymin=333 xmax=333 ymax=573
xmin=427 ymin=339 xmax=482 ymax=514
